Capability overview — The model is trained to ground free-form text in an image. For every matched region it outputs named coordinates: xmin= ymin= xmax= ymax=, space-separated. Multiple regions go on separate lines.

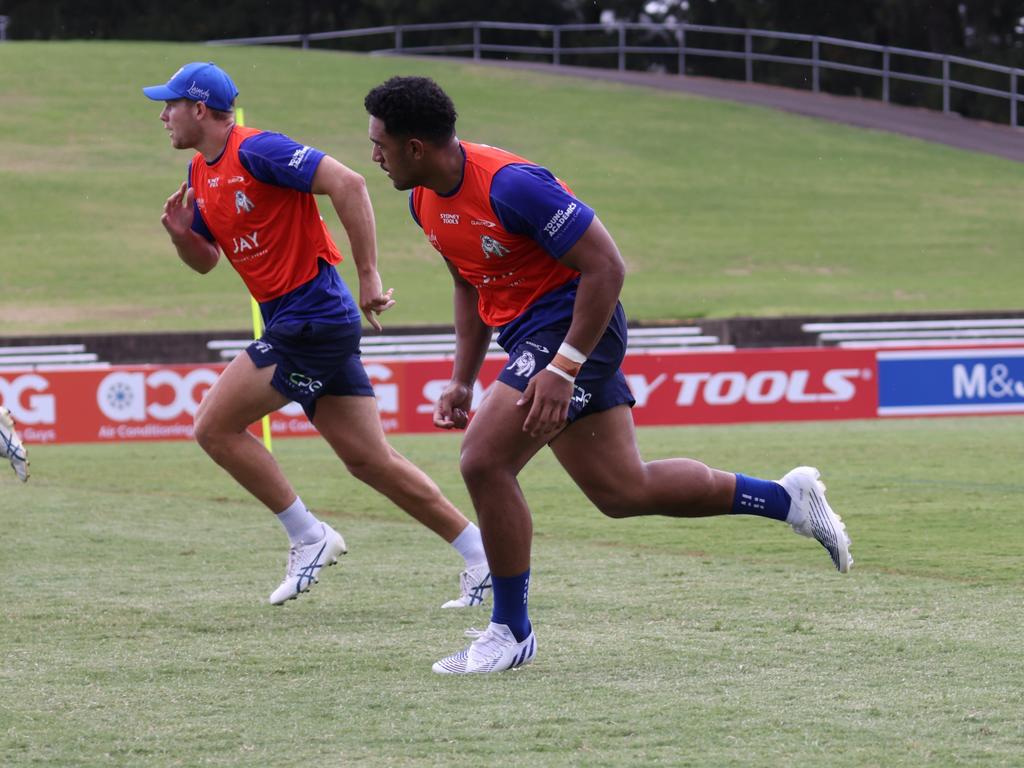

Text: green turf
xmin=2 ymin=416 xmax=1022 ymax=766
xmin=1 ymin=41 xmax=1022 ymax=335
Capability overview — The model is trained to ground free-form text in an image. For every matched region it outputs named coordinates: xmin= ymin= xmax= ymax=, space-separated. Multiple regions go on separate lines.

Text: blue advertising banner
xmin=877 ymin=348 xmax=1024 ymax=415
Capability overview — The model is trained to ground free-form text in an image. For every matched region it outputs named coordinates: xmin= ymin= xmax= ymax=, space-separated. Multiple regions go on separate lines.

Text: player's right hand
xmin=433 ymin=380 xmax=473 ymax=430
xmin=161 ymin=182 xmax=194 ymax=240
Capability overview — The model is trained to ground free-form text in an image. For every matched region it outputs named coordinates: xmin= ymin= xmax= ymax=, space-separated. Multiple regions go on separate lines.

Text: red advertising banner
xmin=0 ymin=348 xmax=878 ymax=445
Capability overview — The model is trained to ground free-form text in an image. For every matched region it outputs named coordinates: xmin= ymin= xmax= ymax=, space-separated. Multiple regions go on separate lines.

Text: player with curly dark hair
xmin=366 ymin=75 xmax=853 ymax=675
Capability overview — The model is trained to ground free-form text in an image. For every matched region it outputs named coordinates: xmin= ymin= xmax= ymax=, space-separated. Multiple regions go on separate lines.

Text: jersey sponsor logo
xmin=288 ymin=145 xmax=312 ymax=169
xmin=232 ymin=230 xmax=260 ymax=254
xmin=480 ymin=235 xmax=510 ymax=259
xmin=471 ymin=218 xmax=497 ymax=228
xmin=543 ymin=202 xmax=577 ymax=237
xmin=207 ymin=177 xmax=221 ymax=188
xmin=440 ymin=213 xmax=460 ymax=224
xmin=185 ymin=81 xmax=211 ymax=102
xmin=506 ymin=351 xmax=536 ymax=378
xmin=228 ymin=175 xmax=245 ymax=184
xmin=234 ymin=190 xmax=255 ymax=214
xmin=428 ymin=230 xmax=441 ymax=250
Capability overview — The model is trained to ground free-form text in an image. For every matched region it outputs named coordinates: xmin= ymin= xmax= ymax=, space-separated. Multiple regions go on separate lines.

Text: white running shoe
xmin=0 ymin=406 xmax=29 ymax=483
xmin=780 ymin=466 xmax=853 ymax=573
xmin=441 ymin=563 xmax=492 ymax=608
xmin=432 ymin=622 xmax=537 ymax=675
xmin=269 ymin=522 xmax=347 ymax=605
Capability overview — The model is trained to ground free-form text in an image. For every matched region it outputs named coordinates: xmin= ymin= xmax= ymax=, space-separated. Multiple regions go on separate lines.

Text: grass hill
xmin=1 ymin=41 xmax=1022 ymax=335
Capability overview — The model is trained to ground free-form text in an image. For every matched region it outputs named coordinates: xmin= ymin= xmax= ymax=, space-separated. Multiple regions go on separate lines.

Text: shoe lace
xmin=463 ymin=625 xmax=507 ymax=659
xmin=284 ymin=546 xmax=300 ymax=578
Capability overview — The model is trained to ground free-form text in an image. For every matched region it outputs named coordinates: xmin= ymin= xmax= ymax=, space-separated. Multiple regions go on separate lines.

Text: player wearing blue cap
xmin=365 ymin=76 xmax=853 ymax=675
xmin=144 ymin=63 xmax=491 ymax=609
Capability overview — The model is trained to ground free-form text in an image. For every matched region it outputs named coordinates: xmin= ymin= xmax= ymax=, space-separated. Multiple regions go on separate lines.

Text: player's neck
xmin=424 ymin=138 xmax=465 ymax=195
xmin=196 ymin=121 xmax=235 ymax=163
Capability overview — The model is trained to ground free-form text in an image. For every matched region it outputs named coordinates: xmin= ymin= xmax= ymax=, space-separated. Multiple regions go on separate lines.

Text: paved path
xmin=470 ymin=59 xmax=1024 ymax=163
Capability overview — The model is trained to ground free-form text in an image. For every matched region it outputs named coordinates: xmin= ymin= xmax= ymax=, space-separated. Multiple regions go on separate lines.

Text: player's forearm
xmin=564 ymin=266 xmax=624 ymax=356
xmin=324 ymin=168 xmax=380 ymax=278
xmin=170 ymin=231 xmax=220 ymax=274
xmin=451 ymin=282 xmax=491 ymax=386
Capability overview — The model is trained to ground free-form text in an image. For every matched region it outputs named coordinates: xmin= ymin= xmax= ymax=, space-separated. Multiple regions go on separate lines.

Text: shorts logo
xmin=288 ymin=372 xmax=323 ymax=394
xmin=525 ymin=341 xmax=550 ymax=354
xmin=252 ymin=341 xmax=273 ymax=354
xmin=235 ymin=190 xmax=254 ymax=214
xmin=481 ymin=235 xmax=510 ymax=259
xmin=506 ymin=351 xmax=536 ymax=378
xmin=571 ymin=385 xmax=592 ymax=408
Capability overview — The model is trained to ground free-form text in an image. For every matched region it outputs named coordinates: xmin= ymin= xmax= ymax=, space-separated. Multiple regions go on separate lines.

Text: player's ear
xmin=408 ymin=138 xmax=425 ymax=159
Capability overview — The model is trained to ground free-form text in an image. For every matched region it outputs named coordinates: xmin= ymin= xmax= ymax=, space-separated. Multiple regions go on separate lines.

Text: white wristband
xmin=557 ymin=342 xmax=587 ymax=365
xmin=545 ymin=363 xmax=576 ymax=384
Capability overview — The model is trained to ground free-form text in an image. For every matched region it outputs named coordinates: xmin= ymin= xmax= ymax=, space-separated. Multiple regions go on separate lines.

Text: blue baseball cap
xmin=143 ymin=62 xmax=239 ymax=111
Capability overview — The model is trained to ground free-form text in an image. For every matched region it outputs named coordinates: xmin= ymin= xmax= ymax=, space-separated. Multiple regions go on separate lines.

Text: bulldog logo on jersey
xmin=480 ymin=235 xmax=510 ymax=259
xmin=506 ymin=350 xmax=536 ymax=378
xmin=235 ymin=190 xmax=255 ymax=214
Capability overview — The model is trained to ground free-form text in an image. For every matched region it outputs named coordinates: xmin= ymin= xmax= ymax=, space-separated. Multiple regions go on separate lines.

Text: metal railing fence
xmin=208 ymin=20 xmax=1024 ymax=127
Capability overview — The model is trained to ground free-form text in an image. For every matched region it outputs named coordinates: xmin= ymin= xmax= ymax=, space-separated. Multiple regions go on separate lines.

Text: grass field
xmin=2 ymin=416 xmax=1022 ymax=766
xmin=1 ymin=41 xmax=1023 ymax=335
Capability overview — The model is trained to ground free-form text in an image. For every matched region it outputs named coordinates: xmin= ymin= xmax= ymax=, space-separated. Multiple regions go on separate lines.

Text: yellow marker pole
xmin=236 ymin=107 xmax=273 ymax=452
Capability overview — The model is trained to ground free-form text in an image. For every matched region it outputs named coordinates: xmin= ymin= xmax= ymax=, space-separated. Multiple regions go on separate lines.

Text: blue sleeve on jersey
xmin=186 ymin=160 xmax=216 ymax=242
xmin=488 ymin=163 xmax=595 ymax=258
xmin=237 ymin=132 xmax=326 ymax=191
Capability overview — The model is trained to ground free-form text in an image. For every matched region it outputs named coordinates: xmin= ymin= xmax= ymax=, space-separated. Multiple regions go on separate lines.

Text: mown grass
xmin=1 ymin=41 xmax=1022 ymax=335
xmin=2 ymin=416 xmax=1022 ymax=766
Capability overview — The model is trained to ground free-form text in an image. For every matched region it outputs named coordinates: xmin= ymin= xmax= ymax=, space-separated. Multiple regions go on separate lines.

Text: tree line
xmin=5 ymin=0 xmax=1024 ymax=122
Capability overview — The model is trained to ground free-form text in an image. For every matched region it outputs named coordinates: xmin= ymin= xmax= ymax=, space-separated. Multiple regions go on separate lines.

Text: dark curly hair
xmin=364 ymin=76 xmax=457 ymax=144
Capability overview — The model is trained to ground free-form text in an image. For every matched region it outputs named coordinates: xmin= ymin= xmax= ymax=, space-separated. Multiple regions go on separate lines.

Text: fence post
xmin=395 ymin=26 xmax=403 ymax=53
xmin=473 ymin=22 xmax=481 ymax=60
xmin=678 ymin=27 xmax=686 ymax=77
xmin=618 ymin=24 xmax=626 ymax=71
xmin=1013 ymin=70 xmax=1019 ymax=128
xmin=942 ymin=56 xmax=950 ymax=113
xmin=744 ymin=30 xmax=753 ymax=82
xmin=882 ymin=47 xmax=890 ymax=102
xmin=811 ymin=36 xmax=819 ymax=92
xmin=553 ymin=27 xmax=561 ymax=66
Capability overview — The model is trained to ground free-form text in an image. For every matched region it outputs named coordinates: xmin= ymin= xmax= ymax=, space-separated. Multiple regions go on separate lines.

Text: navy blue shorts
xmin=497 ymin=305 xmax=635 ymax=424
xmin=245 ymin=320 xmax=374 ymax=420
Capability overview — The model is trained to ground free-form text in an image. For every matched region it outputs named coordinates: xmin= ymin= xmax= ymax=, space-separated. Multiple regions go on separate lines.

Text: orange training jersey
xmin=411 ymin=142 xmax=588 ymax=327
xmin=189 ymin=125 xmax=342 ymax=302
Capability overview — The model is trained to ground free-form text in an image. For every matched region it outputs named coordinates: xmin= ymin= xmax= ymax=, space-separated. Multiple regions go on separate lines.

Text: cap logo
xmin=185 ymin=81 xmax=211 ymax=102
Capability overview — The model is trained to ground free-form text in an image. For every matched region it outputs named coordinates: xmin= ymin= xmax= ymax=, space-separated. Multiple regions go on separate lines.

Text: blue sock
xmin=730 ymin=474 xmax=791 ymax=521
xmin=490 ymin=569 xmax=531 ymax=642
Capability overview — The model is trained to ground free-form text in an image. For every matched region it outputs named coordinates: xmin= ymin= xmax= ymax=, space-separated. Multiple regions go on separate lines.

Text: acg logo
xmin=0 ymin=374 xmax=56 ymax=424
xmin=672 ymin=368 xmax=868 ymax=406
xmin=97 ymin=369 xmax=219 ymax=422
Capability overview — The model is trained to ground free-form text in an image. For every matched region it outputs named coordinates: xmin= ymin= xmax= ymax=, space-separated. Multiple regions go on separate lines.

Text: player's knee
xmin=459 ymin=448 xmax=500 ymax=490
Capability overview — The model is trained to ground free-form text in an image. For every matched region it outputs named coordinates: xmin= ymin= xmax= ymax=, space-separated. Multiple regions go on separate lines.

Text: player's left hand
xmin=517 ymin=370 xmax=573 ymax=438
xmin=358 ymin=272 xmax=396 ymax=331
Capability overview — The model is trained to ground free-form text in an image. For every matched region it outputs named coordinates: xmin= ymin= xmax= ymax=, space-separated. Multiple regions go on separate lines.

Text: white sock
xmin=275 ymin=497 xmax=321 ymax=545
xmin=450 ymin=522 xmax=487 ymax=569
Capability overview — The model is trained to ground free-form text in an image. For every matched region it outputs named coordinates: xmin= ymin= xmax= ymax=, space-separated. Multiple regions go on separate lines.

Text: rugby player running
xmin=364 ymin=75 xmax=852 ymax=674
xmin=144 ymin=63 xmax=491 ymax=608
